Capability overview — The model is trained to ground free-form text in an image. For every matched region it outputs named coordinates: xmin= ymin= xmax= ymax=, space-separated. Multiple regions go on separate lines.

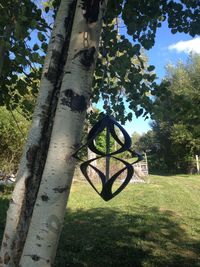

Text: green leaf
xmin=147 ymin=65 xmax=155 ymax=72
xmin=45 ymin=6 xmax=50 ymax=13
xmin=37 ymin=32 xmax=46 ymax=42
xmin=41 ymin=42 xmax=48 ymax=52
xmin=33 ymin=44 xmax=39 ymax=51
xmin=171 ymin=29 xmax=177 ymax=34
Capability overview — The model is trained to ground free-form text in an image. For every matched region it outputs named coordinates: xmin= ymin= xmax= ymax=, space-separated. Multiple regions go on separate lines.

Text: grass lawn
xmin=1 ymin=175 xmax=200 ymax=267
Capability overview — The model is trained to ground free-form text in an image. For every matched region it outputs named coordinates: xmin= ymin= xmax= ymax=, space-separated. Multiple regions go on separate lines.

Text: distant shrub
xmin=0 ymin=107 xmax=30 ymax=173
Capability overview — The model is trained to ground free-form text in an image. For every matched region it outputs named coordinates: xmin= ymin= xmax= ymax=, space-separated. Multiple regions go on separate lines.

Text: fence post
xmin=196 ymin=155 xmax=200 ymax=174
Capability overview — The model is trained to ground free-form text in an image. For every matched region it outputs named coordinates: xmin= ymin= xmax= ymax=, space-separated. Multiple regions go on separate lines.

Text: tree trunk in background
xmin=196 ymin=155 xmax=199 ymax=174
xmin=0 ymin=1 xmax=108 ymax=267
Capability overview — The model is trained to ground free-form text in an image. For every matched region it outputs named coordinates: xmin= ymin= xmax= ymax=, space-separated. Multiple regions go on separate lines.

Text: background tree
xmin=139 ymin=54 xmax=200 ymax=173
xmin=0 ymin=107 xmax=30 ymax=173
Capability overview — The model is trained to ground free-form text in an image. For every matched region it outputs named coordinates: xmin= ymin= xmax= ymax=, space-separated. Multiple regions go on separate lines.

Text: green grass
xmin=0 ymin=176 xmax=200 ymax=267
xmin=55 ymin=175 xmax=200 ymax=267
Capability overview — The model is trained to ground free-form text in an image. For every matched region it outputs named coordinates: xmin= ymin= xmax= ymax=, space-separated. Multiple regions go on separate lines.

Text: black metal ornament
xmin=73 ymin=115 xmax=143 ymax=201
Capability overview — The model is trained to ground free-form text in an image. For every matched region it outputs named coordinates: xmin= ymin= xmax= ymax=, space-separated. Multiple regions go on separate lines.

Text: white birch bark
xmin=19 ymin=1 xmax=108 ymax=266
xmin=0 ymin=1 xmax=75 ymax=266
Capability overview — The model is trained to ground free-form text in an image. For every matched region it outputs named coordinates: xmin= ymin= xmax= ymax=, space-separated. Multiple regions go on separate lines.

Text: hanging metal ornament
xmin=73 ymin=15 xmax=143 ymax=201
xmin=73 ymin=114 xmax=143 ymax=201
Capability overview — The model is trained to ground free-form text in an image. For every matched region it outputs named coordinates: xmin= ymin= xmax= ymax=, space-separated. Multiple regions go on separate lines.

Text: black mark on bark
xmin=36 ymin=235 xmax=43 ymax=240
xmin=44 ymin=50 xmax=61 ymax=84
xmin=81 ymin=0 xmax=102 ymax=23
xmin=61 ymin=89 xmax=87 ymax=113
xmin=80 ymin=47 xmax=96 ymax=68
xmin=53 ymin=186 xmax=69 ymax=193
xmin=4 ymin=252 xmax=10 ymax=264
xmin=45 ymin=0 xmax=76 ymax=84
xmin=61 ymin=0 xmax=77 ymax=68
xmin=41 ymin=194 xmax=49 ymax=201
xmin=26 ymin=145 xmax=39 ymax=166
xmin=64 ymin=0 xmax=77 ymax=30
xmin=56 ymin=33 xmax=64 ymax=39
xmin=73 ymin=47 xmax=96 ymax=69
xmin=30 ymin=255 xmax=40 ymax=261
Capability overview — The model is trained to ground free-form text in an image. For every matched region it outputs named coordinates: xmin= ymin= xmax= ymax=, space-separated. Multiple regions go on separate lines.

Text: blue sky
xmin=123 ymin=22 xmax=200 ymax=136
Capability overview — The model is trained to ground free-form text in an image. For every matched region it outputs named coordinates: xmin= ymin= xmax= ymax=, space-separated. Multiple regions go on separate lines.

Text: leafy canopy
xmin=0 ymin=0 xmax=199 ymax=123
xmin=49 ymin=0 xmax=200 ymax=123
xmin=0 ymin=0 xmax=49 ymax=112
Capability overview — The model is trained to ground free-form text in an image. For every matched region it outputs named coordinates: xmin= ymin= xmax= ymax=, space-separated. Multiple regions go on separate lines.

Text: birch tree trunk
xmin=18 ymin=1 xmax=108 ymax=266
xmin=0 ymin=0 xmax=76 ymax=266
xmin=0 ymin=0 xmax=109 ymax=267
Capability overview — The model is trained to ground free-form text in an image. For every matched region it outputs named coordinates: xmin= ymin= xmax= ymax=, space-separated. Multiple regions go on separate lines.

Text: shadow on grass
xmin=0 ymin=190 xmax=199 ymax=267
xmin=56 ymin=207 xmax=200 ymax=267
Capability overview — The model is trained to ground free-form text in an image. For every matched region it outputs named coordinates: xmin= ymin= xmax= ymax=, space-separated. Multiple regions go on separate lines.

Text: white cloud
xmin=168 ymin=37 xmax=200 ymax=54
